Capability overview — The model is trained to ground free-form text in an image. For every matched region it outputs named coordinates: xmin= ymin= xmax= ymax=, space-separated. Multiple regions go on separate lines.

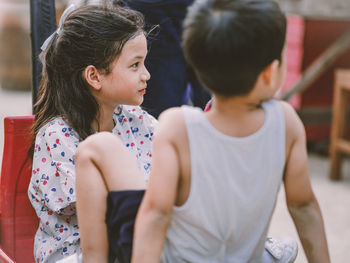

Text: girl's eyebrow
xmin=128 ymin=55 xmax=143 ymax=63
xmin=128 ymin=55 xmax=146 ymax=63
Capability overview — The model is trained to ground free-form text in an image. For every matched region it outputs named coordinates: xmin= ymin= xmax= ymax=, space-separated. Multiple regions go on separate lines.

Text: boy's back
xmin=132 ymin=0 xmax=330 ymax=262
xmin=162 ymin=101 xmax=285 ymax=262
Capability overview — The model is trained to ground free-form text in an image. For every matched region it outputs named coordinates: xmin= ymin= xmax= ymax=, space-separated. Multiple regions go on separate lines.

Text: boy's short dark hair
xmin=182 ymin=0 xmax=286 ymax=97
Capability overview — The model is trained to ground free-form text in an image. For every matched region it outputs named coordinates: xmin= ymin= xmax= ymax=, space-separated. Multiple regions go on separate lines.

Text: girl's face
xmin=99 ymin=33 xmax=150 ymax=107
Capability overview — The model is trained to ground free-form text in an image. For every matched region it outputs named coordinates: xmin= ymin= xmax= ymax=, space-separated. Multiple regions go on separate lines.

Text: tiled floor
xmin=1 ymin=88 xmax=348 ymax=262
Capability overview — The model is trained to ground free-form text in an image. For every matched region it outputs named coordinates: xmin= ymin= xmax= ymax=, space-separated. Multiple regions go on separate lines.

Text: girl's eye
xmin=132 ymin=62 xmax=139 ymax=69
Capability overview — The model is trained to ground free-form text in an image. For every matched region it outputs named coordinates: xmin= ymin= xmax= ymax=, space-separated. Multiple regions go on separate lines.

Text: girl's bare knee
xmin=87 ymin=132 xmax=123 ymax=150
xmin=75 ymin=142 xmax=94 ymax=169
xmin=76 ymin=132 xmax=125 ymax=164
xmin=78 ymin=132 xmax=117 ymax=153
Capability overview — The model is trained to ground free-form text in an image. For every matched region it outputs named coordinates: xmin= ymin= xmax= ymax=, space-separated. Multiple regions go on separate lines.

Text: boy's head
xmin=183 ymin=0 xmax=287 ymax=97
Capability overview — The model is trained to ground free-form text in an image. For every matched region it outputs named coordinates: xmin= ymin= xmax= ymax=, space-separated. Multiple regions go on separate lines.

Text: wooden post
xmin=329 ymin=69 xmax=350 ymax=180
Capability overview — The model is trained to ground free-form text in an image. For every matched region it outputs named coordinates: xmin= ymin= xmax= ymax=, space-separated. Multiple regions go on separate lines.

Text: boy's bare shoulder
xmin=158 ymin=107 xmax=186 ymax=128
xmin=278 ymin=100 xmax=306 ymax=140
xmin=157 ymin=107 xmax=187 ymax=140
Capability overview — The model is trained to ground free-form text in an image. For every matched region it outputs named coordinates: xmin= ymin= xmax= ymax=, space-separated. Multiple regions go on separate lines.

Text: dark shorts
xmin=106 ymin=190 xmax=145 ymax=263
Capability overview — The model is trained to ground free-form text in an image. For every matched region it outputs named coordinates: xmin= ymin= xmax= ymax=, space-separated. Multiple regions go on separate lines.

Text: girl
xmin=27 ymin=4 xmax=155 ymax=263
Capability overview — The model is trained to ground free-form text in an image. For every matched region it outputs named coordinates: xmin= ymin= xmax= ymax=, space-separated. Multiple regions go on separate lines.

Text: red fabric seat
xmin=0 ymin=116 xmax=38 ymax=263
xmin=0 ymin=245 xmax=15 ymax=263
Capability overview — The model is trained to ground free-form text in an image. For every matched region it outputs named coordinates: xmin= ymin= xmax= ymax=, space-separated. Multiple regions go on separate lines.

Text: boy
xmin=131 ymin=0 xmax=330 ymax=262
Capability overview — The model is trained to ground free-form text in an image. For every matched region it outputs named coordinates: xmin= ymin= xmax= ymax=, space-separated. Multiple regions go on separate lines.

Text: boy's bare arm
xmin=281 ymin=101 xmax=330 ymax=263
xmin=132 ymin=108 xmax=184 ymax=263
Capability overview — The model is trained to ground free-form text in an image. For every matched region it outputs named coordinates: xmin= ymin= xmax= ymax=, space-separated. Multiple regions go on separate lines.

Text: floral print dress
xmin=28 ymin=105 xmax=157 ymax=263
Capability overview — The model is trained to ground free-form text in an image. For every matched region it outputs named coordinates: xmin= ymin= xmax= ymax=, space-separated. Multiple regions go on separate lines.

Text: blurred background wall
xmin=0 ymin=0 xmax=67 ymax=92
xmin=0 ymin=0 xmax=31 ymax=91
xmin=277 ymin=0 xmax=350 ymax=19
xmin=277 ymin=0 xmax=350 ymax=145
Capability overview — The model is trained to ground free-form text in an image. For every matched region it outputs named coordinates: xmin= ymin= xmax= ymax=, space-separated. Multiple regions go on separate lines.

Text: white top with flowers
xmin=28 ymin=105 xmax=157 ymax=263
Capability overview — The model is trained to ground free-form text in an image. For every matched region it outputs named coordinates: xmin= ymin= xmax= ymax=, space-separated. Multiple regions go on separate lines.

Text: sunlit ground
xmin=269 ymin=153 xmax=350 ymax=263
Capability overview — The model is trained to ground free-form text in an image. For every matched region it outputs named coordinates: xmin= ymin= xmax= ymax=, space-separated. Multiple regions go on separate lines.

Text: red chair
xmin=0 ymin=246 xmax=15 ymax=263
xmin=0 ymin=116 xmax=38 ymax=263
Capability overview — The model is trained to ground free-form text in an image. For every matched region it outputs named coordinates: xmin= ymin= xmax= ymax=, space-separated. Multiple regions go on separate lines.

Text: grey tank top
xmin=162 ymin=100 xmax=285 ymax=263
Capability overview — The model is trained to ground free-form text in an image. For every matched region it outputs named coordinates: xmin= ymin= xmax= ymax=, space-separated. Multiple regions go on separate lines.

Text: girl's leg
xmin=75 ymin=132 xmax=145 ymax=263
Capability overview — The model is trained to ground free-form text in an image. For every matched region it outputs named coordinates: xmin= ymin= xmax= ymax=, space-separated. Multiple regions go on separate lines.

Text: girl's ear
xmin=83 ymin=65 xmax=102 ymax=91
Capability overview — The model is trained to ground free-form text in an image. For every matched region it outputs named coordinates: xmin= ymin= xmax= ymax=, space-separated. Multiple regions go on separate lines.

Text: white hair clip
xmin=40 ymin=4 xmax=76 ymax=51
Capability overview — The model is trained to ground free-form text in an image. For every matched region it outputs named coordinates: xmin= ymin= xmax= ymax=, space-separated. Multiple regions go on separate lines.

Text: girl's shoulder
xmin=36 ymin=116 xmax=78 ymax=141
xmin=119 ymin=105 xmax=149 ymax=117
xmin=116 ymin=105 xmax=158 ymax=125
xmin=37 ymin=116 xmax=70 ymax=134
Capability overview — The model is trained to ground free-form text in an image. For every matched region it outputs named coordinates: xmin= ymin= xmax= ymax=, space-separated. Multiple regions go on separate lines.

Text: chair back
xmin=0 ymin=116 xmax=37 ymax=263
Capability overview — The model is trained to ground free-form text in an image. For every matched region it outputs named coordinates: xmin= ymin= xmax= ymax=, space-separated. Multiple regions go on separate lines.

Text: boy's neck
xmin=212 ymin=94 xmax=265 ymax=115
xmin=206 ymin=94 xmax=268 ymax=138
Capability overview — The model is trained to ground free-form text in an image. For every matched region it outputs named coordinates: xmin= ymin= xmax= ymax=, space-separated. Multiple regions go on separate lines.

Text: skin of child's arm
xmin=281 ymin=101 xmax=330 ymax=263
xmin=132 ymin=108 xmax=185 ymax=263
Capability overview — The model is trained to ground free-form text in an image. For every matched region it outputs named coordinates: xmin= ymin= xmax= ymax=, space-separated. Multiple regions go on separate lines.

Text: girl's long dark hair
xmin=29 ymin=4 xmax=144 ymax=158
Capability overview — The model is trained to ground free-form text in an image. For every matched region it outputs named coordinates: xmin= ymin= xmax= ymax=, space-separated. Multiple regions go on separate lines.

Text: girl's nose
xmin=142 ymin=67 xmax=151 ymax=81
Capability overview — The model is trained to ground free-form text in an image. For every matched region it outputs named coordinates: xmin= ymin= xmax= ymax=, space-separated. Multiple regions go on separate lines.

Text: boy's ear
xmin=262 ymin=59 xmax=279 ymax=86
xmin=83 ymin=65 xmax=102 ymax=91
